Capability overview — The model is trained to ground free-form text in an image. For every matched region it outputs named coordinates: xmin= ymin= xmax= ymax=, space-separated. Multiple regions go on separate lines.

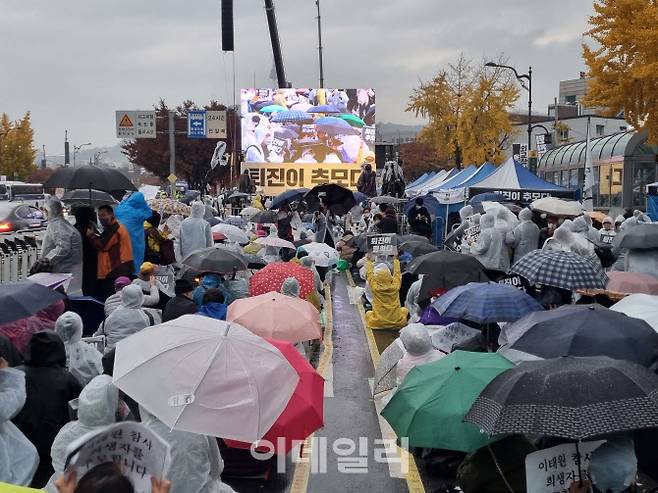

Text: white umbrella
xmin=112 ymin=315 xmax=299 ymax=443
xmin=611 ymin=294 xmax=658 ymax=331
xmin=255 ymin=236 xmax=296 ymax=250
xmin=211 ymin=223 xmax=250 ymax=244
xmin=240 ymin=206 xmax=261 ymax=219
xmin=530 ymin=197 xmax=583 ymax=217
xmin=299 ymin=242 xmax=340 ymax=267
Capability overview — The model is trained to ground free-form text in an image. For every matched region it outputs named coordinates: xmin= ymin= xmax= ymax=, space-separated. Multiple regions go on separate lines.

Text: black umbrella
xmin=465 ymin=356 xmax=658 ymax=441
xmin=227 ymin=192 xmax=249 ymax=201
xmin=44 ymin=165 xmax=136 ymax=193
xmin=180 ymin=190 xmax=201 ymax=205
xmin=370 ymin=196 xmax=404 ymax=205
xmin=305 ymin=184 xmax=356 ymax=216
xmin=398 ymin=234 xmax=430 ymax=244
xmin=614 ymin=224 xmax=658 ymax=249
xmin=182 ymin=247 xmax=248 ymax=274
xmin=251 ymin=210 xmax=279 ymax=224
xmin=269 ymin=188 xmax=309 ymax=210
xmin=61 ymin=189 xmax=118 ymax=208
xmin=0 ymin=281 xmax=66 ymax=325
xmin=399 ymin=240 xmax=439 ymax=257
xmin=407 ymin=251 xmax=490 ymax=301
xmin=503 ymin=304 xmax=658 ymax=369
xmin=243 ymin=254 xmax=267 ymax=269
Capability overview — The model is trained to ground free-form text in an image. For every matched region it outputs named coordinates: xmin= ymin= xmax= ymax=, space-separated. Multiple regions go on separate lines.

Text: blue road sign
xmin=187 ymin=110 xmax=207 ymax=139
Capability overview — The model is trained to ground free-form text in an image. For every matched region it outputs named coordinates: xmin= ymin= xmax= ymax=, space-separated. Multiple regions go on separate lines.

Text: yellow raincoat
xmin=365 ymin=259 xmax=408 ymax=329
xmin=251 ymin=196 xmax=265 ymax=210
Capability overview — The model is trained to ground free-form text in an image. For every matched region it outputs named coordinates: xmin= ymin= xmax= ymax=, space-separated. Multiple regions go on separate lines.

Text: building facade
xmin=537 ymin=131 xmax=658 ymax=210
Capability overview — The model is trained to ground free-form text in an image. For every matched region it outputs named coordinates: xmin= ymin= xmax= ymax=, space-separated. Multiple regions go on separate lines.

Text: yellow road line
xmin=289 ymin=283 xmax=334 ymax=493
xmin=346 ymin=271 xmax=426 ymax=493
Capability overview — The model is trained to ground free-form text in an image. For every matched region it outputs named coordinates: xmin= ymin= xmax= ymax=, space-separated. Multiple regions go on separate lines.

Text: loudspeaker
xmin=221 ymin=0 xmax=234 ymax=52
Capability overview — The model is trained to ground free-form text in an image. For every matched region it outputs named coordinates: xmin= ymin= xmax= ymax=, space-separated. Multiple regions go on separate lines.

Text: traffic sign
xmin=206 ymin=110 xmax=227 ymax=138
xmin=167 ymin=174 xmax=177 ymax=183
xmin=115 ymin=111 xmax=157 ymax=139
xmin=187 ymin=110 xmax=207 ymax=139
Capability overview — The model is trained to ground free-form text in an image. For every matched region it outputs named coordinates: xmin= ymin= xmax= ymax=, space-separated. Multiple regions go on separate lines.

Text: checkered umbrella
xmin=373 ymin=339 xmax=405 ymax=396
xmin=465 ymin=356 xmax=658 ymax=440
xmin=431 ymin=282 xmax=544 ymax=324
xmin=271 ymin=110 xmax=314 ymax=124
xmin=511 ymin=250 xmax=608 ymax=291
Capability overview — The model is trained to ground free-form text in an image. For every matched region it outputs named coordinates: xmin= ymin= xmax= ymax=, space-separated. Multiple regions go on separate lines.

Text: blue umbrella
xmin=308 ymin=104 xmax=341 ymax=114
xmin=432 ymin=282 xmax=544 ymax=324
xmin=260 ymin=104 xmax=287 ymax=114
xmin=0 ymin=281 xmax=66 ymax=325
xmin=315 ymin=117 xmax=361 ymax=136
xmin=353 ymin=191 xmax=369 ymax=204
xmin=271 ymin=111 xmax=314 ymax=124
xmin=270 ymin=188 xmax=310 ymax=210
xmin=222 ymin=216 xmax=246 ymax=228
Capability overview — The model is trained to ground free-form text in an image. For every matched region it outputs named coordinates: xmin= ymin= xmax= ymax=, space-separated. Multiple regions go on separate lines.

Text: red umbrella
xmin=224 ymin=338 xmax=324 ymax=454
xmin=249 ymin=262 xmax=315 ymax=298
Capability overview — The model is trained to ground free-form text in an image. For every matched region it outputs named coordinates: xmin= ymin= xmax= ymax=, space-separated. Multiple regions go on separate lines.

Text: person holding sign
xmin=364 ymin=258 xmax=408 ymax=330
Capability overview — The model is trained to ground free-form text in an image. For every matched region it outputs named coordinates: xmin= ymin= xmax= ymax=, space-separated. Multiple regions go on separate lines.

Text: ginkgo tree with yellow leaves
xmin=0 ymin=112 xmax=37 ymax=180
xmin=583 ymin=0 xmax=658 ymax=143
xmin=407 ymin=55 xmax=520 ymax=169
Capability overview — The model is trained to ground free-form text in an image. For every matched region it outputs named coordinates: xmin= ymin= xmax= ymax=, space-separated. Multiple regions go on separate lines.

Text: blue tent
xmin=458 ymin=162 xmax=497 ymax=188
xmin=648 ymin=182 xmax=658 ymax=221
xmin=427 ymin=165 xmax=477 ymax=192
xmin=470 ymin=157 xmax=566 ymax=191
xmin=406 ymin=172 xmax=432 ymax=189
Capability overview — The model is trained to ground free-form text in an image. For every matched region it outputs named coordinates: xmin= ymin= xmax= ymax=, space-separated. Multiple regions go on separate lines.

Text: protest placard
xmin=367 ymin=234 xmax=397 ymax=257
xmin=65 ymin=422 xmax=171 ymax=493
xmin=525 ymin=440 xmax=605 ymax=493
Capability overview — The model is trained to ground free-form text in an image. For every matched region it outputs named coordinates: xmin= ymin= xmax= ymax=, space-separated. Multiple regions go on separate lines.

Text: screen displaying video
xmin=241 ymin=88 xmax=376 ymax=165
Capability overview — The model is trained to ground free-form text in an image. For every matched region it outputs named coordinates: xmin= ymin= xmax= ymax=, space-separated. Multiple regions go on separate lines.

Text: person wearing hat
xmin=103 ymin=276 xmax=132 ymax=318
xmin=132 ymin=262 xmax=160 ymax=307
xmin=600 ymin=215 xmax=617 ymax=245
xmin=163 ymin=279 xmax=198 ymax=323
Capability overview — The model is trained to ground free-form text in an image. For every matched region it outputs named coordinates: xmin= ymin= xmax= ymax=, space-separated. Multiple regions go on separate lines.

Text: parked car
xmin=0 ymin=203 xmax=47 ymax=232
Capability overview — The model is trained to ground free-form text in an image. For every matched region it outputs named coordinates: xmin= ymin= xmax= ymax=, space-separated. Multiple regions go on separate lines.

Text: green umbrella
xmin=381 ymin=350 xmax=513 ymax=452
xmin=339 ymin=113 xmax=366 ymax=128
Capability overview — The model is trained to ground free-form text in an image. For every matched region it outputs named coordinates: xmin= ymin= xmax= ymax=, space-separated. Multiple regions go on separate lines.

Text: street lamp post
xmin=485 ymin=62 xmax=533 ymax=166
xmin=93 ymin=150 xmax=108 ymax=166
xmin=73 ymin=142 xmax=92 ymax=167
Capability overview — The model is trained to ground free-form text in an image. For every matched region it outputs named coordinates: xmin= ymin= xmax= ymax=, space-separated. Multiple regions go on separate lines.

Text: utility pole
xmin=64 ymin=130 xmax=70 ymax=166
xmin=527 ymin=66 xmax=533 ymax=160
xmin=41 ymin=145 xmax=47 ymax=169
xmin=168 ymin=111 xmax=176 ymax=196
xmin=316 ymin=0 xmax=324 ymax=88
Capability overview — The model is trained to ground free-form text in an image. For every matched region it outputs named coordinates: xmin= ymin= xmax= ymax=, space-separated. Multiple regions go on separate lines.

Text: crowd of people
xmin=1 ymin=177 xmax=657 ymax=492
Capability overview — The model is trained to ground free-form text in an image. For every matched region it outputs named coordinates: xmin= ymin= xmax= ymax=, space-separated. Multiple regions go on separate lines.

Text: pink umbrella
xmin=227 ymin=291 xmax=322 ymax=343
xmin=255 ymin=236 xmax=296 ymax=250
xmin=607 ymin=271 xmax=658 ymax=295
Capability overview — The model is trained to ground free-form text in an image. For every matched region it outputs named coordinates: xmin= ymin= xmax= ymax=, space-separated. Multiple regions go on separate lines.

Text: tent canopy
xmin=428 ymin=165 xmax=477 ymax=192
xmin=411 ymin=169 xmax=453 ymax=194
xmin=472 ymin=157 xmax=566 ymax=191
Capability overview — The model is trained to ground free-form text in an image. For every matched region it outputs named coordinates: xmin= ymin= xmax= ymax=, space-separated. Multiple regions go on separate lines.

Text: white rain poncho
xmin=54 ymin=311 xmax=103 ymax=386
xmin=41 ymin=198 xmax=83 ymax=295
xmin=396 ymin=324 xmax=444 ymax=385
xmin=46 ymin=375 xmax=118 ymax=492
xmin=132 ymin=277 xmax=160 ymax=307
xmin=405 ymin=277 xmax=423 ymax=322
xmin=281 ymin=277 xmax=301 ymax=297
xmin=141 ymin=407 xmax=235 ymax=493
xmin=444 ymin=205 xmax=474 ymax=250
xmin=300 ymin=256 xmax=323 ymax=293
xmin=505 ymin=208 xmax=540 ymax=264
xmin=572 ymin=216 xmax=598 ymax=247
xmin=582 ymin=213 xmax=601 ymax=243
xmin=469 ymin=213 xmax=510 ymax=272
xmin=0 ymin=368 xmax=38 ymax=486
xmin=180 ymin=202 xmax=213 ymax=259
xmin=97 ymin=284 xmax=150 ymax=352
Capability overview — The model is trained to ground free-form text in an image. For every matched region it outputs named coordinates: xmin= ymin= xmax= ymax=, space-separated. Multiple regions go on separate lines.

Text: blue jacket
xmin=197 ymin=303 xmax=227 ymax=321
xmin=115 ymin=192 xmax=152 ymax=274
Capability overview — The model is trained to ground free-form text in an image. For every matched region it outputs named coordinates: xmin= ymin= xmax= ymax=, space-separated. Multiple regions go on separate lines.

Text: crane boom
xmin=264 ymin=0 xmax=289 ymax=88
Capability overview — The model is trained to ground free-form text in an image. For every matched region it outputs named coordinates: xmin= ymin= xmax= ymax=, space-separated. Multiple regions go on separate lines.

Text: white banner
xmin=432 ymin=187 xmax=467 ymax=205
xmin=525 ymin=440 xmax=605 ymax=493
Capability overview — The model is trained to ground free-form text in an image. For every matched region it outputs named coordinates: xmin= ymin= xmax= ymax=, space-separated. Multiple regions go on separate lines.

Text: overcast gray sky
xmin=0 ymin=0 xmax=595 ymax=155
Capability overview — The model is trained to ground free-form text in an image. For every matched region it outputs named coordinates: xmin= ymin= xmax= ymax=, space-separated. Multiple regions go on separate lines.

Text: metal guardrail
xmin=0 ymin=228 xmax=46 ymax=283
